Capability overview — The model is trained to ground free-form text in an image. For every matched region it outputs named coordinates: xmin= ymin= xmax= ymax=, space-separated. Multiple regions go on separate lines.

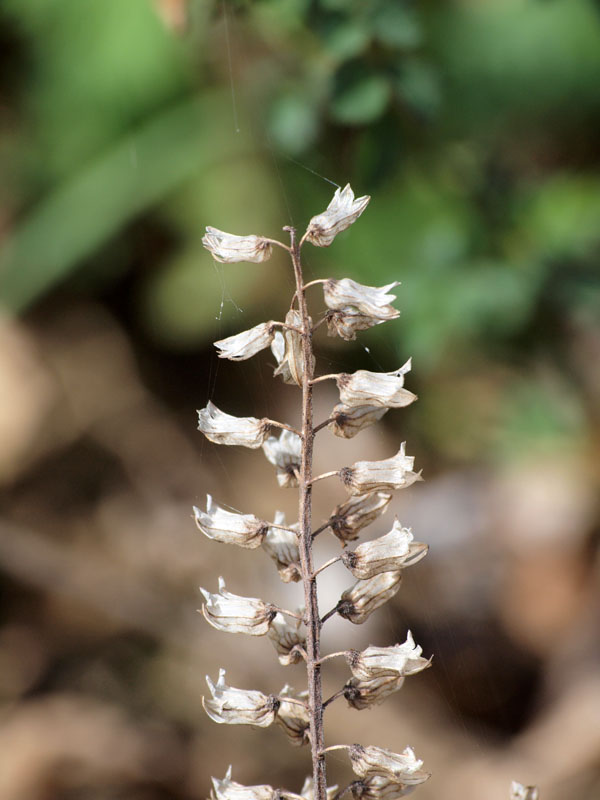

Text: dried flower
xmin=272 ymin=310 xmax=314 ymax=386
xmin=203 ymin=669 xmax=279 ymax=727
xmin=340 ymin=444 xmax=422 ymax=495
xmin=304 ymin=185 xmax=370 ymax=247
xmin=278 ymin=778 xmax=338 ymax=800
xmin=323 ymin=278 xmax=400 ymax=319
xmin=346 ymin=632 xmax=431 ymax=681
xmin=276 ymin=685 xmax=310 ymax=746
xmin=328 ymin=492 xmax=392 ymax=543
xmin=336 ymin=571 xmax=402 ymax=624
xmin=215 ymin=323 xmax=276 ymax=361
xmin=325 ymin=309 xmax=384 ymax=341
xmin=343 ymin=675 xmax=404 ymax=710
xmin=211 ymin=767 xmax=275 ymax=800
xmin=336 ymin=361 xmax=416 ymax=409
xmin=198 ymin=402 xmax=271 ymax=448
xmin=350 ymin=774 xmax=420 ymax=800
xmin=510 ymin=783 xmax=539 ymax=800
xmin=263 ymin=429 xmax=302 ymax=488
xmin=194 ymin=495 xmax=267 ymax=549
xmin=263 ymin=511 xmax=301 ymax=582
xmin=203 ymin=226 xmax=272 ymax=263
xmin=348 ymin=745 xmax=430 ymax=786
xmin=200 ymin=576 xmax=276 ymax=635
xmin=329 ymin=404 xmax=388 ymax=439
xmin=341 ymin=521 xmax=428 ymax=579
xmin=268 ymin=613 xmax=306 ymax=666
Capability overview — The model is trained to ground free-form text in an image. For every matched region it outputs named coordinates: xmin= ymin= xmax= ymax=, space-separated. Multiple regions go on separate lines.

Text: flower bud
xmin=343 ymin=675 xmax=404 ymax=710
xmin=200 ymin=576 xmax=276 ymax=635
xmin=346 ymin=632 xmax=431 ymax=681
xmin=262 ymin=429 xmax=302 ymax=488
xmin=340 ymin=443 xmax=422 ymax=495
xmin=214 ymin=322 xmax=276 ymax=361
xmin=350 ymin=774 xmax=421 ymax=800
xmin=275 ymin=685 xmax=310 ymax=746
xmin=328 ymin=492 xmax=392 ymax=543
xmin=268 ymin=612 xmax=306 ymax=666
xmin=336 ymin=361 xmax=416 ymax=409
xmin=329 ymin=404 xmax=388 ymax=439
xmin=510 ymin=783 xmax=539 ymax=800
xmin=272 ymin=310 xmax=314 ymax=386
xmin=341 ymin=521 xmax=428 ymax=579
xmin=203 ymin=669 xmax=279 ymax=727
xmin=194 ymin=495 xmax=267 ymax=549
xmin=263 ymin=511 xmax=301 ymax=582
xmin=203 ymin=227 xmax=272 ymax=263
xmin=323 ymin=278 xmax=400 ymax=319
xmin=348 ymin=744 xmax=430 ymax=786
xmin=211 ymin=767 xmax=276 ymax=800
xmin=304 ymin=185 xmax=370 ymax=247
xmin=197 ymin=402 xmax=271 ymax=448
xmin=336 ymin=571 xmax=402 ymax=624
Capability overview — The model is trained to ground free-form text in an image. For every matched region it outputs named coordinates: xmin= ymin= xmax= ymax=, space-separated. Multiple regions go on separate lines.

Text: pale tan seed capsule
xmin=194 ymin=495 xmax=267 ymax=549
xmin=200 ymin=577 xmax=276 ymax=635
xmin=510 ymin=782 xmax=539 ymax=800
xmin=341 ymin=521 xmax=428 ymax=580
xmin=328 ymin=492 xmax=392 ymax=543
xmin=336 ymin=361 xmax=416 ymax=409
xmin=275 ymin=686 xmax=310 ymax=746
xmin=262 ymin=429 xmax=302 ymax=488
xmin=348 ymin=744 xmax=430 ymax=786
xmin=214 ymin=322 xmax=276 ymax=361
xmin=272 ymin=310 xmax=314 ymax=386
xmin=336 ymin=571 xmax=402 ymax=624
xmin=344 ymin=675 xmax=405 ymax=710
xmin=346 ymin=631 xmax=431 ymax=681
xmin=277 ymin=777 xmax=338 ymax=800
xmin=262 ymin=511 xmax=301 ymax=582
xmin=350 ymin=773 xmax=420 ymax=800
xmin=329 ymin=404 xmax=388 ymax=438
xmin=197 ymin=402 xmax=271 ymax=448
xmin=268 ymin=613 xmax=306 ymax=666
xmin=323 ymin=278 xmax=400 ymax=319
xmin=340 ymin=443 xmax=422 ymax=495
xmin=304 ymin=184 xmax=370 ymax=247
xmin=211 ymin=767 xmax=276 ymax=800
xmin=203 ymin=669 xmax=279 ymax=727
xmin=326 ymin=309 xmax=383 ymax=341
xmin=202 ymin=226 xmax=272 ymax=263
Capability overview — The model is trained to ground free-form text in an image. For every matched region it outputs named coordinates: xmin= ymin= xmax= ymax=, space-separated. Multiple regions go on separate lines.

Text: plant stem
xmin=285 ymin=225 xmax=327 ymax=800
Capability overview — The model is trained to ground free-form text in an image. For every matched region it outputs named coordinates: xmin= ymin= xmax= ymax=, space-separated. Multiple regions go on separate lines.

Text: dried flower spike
xmin=203 ymin=226 xmax=273 ymax=263
xmin=304 ymin=185 xmax=370 ymax=247
xmin=200 ymin=576 xmax=276 ymax=635
xmin=203 ymin=669 xmax=279 ymax=727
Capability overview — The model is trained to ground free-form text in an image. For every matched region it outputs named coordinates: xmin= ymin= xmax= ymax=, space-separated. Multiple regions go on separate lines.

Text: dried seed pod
xmin=277 ymin=777 xmax=339 ymax=800
xmin=346 ymin=632 xmax=431 ymax=681
xmin=340 ymin=443 xmax=422 ymax=495
xmin=323 ymin=278 xmax=400 ymax=319
xmin=272 ymin=310 xmax=314 ymax=386
xmin=215 ymin=322 xmax=276 ymax=361
xmin=336 ymin=571 xmax=402 ymax=624
xmin=348 ymin=744 xmax=430 ymax=786
xmin=343 ymin=675 xmax=405 ymax=710
xmin=350 ymin=773 xmax=420 ymax=800
xmin=336 ymin=361 xmax=416 ymax=409
xmin=203 ymin=669 xmax=279 ymax=727
xmin=328 ymin=492 xmax=392 ymax=543
xmin=341 ymin=521 xmax=428 ymax=579
xmin=510 ymin=783 xmax=539 ymax=800
xmin=329 ymin=404 xmax=388 ymax=439
xmin=194 ymin=495 xmax=267 ymax=549
xmin=262 ymin=511 xmax=301 ymax=582
xmin=326 ymin=309 xmax=384 ymax=341
xmin=268 ymin=613 xmax=306 ymax=666
xmin=211 ymin=767 xmax=276 ymax=800
xmin=262 ymin=429 xmax=302 ymax=488
xmin=200 ymin=577 xmax=276 ymax=635
xmin=276 ymin=685 xmax=310 ymax=746
xmin=304 ymin=185 xmax=370 ymax=247
xmin=197 ymin=402 xmax=271 ymax=448
xmin=203 ymin=227 xmax=272 ymax=263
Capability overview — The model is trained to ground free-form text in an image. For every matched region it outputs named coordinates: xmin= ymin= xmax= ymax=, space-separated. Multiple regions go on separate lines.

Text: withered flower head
xmin=336 ymin=571 xmax=402 ymax=624
xmin=340 ymin=443 xmax=422 ymax=495
xmin=326 ymin=309 xmax=386 ymax=341
xmin=277 ymin=778 xmax=338 ymax=800
xmin=350 ymin=774 xmax=421 ymax=800
xmin=323 ymin=278 xmax=400 ymax=319
xmin=203 ymin=226 xmax=272 ymax=263
xmin=343 ymin=675 xmax=405 ymax=710
xmin=263 ymin=511 xmax=301 ymax=582
xmin=214 ymin=322 xmax=276 ymax=361
xmin=272 ymin=310 xmax=314 ymax=386
xmin=262 ymin=429 xmax=302 ymax=488
xmin=203 ymin=669 xmax=279 ymax=727
xmin=275 ymin=685 xmax=310 ymax=746
xmin=194 ymin=495 xmax=267 ymax=550
xmin=211 ymin=767 xmax=276 ymax=800
xmin=328 ymin=492 xmax=392 ymax=543
xmin=346 ymin=631 xmax=431 ymax=681
xmin=304 ymin=185 xmax=370 ymax=247
xmin=200 ymin=576 xmax=276 ymax=635
xmin=336 ymin=361 xmax=416 ymax=409
xmin=510 ymin=783 xmax=539 ymax=800
xmin=348 ymin=744 xmax=430 ymax=786
xmin=268 ymin=612 xmax=306 ymax=666
xmin=197 ymin=401 xmax=271 ymax=448
xmin=341 ymin=520 xmax=428 ymax=579
xmin=329 ymin=404 xmax=388 ymax=439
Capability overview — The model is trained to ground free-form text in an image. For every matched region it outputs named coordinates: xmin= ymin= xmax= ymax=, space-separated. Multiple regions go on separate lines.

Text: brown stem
xmin=284 ymin=225 xmax=327 ymax=800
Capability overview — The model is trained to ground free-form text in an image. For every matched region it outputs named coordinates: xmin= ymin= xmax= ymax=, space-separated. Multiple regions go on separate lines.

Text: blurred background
xmin=1 ymin=0 xmax=599 ymax=798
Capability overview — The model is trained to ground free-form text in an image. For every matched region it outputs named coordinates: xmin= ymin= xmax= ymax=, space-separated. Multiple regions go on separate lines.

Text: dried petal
xmin=510 ymin=782 xmax=539 ymax=800
xmin=329 ymin=404 xmax=388 ymax=438
xmin=203 ymin=669 xmax=278 ymax=727
xmin=278 ymin=777 xmax=338 ymax=800
xmin=350 ymin=774 xmax=420 ymax=800
xmin=268 ymin=612 xmax=306 ymax=666
xmin=341 ymin=521 xmax=428 ymax=579
xmin=200 ymin=577 xmax=276 ymax=635
xmin=194 ymin=495 xmax=267 ymax=549
xmin=323 ymin=278 xmax=400 ymax=318
xmin=304 ymin=185 xmax=370 ymax=247
xmin=328 ymin=492 xmax=392 ymax=543
xmin=348 ymin=745 xmax=430 ymax=786
xmin=336 ymin=361 xmax=416 ymax=409
xmin=198 ymin=402 xmax=270 ymax=448
xmin=272 ymin=310 xmax=314 ymax=386
xmin=211 ymin=767 xmax=276 ymax=800
xmin=203 ymin=226 xmax=272 ymax=263
xmin=344 ymin=675 xmax=405 ymax=710
xmin=263 ymin=511 xmax=301 ymax=582
xmin=215 ymin=323 xmax=276 ymax=361
xmin=262 ymin=429 xmax=302 ymax=488
xmin=276 ymin=685 xmax=310 ymax=746
xmin=326 ymin=310 xmax=383 ymax=341
xmin=347 ymin=631 xmax=431 ymax=681
xmin=336 ymin=572 xmax=402 ymax=624
xmin=340 ymin=443 xmax=422 ymax=495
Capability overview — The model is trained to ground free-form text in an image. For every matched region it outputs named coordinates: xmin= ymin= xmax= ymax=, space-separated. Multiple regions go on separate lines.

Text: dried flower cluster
xmin=198 ymin=185 xmax=539 ymax=800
